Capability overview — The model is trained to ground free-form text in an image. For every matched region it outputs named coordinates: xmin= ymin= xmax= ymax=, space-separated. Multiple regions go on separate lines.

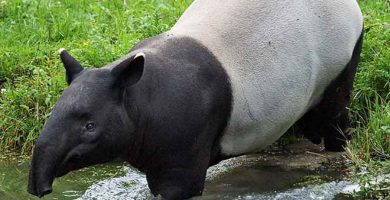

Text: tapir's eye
xmin=86 ymin=122 xmax=95 ymax=131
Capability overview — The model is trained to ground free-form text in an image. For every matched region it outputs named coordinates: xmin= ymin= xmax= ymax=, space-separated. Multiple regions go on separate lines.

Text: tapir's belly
xmin=170 ymin=0 xmax=363 ymax=156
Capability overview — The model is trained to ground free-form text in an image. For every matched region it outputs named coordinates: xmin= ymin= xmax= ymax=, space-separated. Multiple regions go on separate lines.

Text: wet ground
xmin=0 ymin=140 xmax=359 ymax=200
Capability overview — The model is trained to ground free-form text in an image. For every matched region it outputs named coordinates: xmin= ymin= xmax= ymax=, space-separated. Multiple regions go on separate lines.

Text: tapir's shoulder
xmin=124 ymin=34 xmax=233 ymax=167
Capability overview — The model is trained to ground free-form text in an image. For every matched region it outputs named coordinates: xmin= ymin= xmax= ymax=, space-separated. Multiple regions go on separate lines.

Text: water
xmin=0 ymin=153 xmax=357 ymax=200
xmin=0 ymin=157 xmax=127 ymax=200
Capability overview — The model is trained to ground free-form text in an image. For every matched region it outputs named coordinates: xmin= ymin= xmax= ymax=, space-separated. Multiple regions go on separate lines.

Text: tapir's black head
xmin=28 ymin=49 xmax=145 ymax=197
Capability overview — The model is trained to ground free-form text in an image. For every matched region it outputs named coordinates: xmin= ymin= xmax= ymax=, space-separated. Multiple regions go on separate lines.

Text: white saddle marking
xmin=169 ymin=0 xmax=363 ymax=155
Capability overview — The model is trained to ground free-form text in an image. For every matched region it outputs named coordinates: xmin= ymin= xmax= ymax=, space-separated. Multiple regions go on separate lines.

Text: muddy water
xmin=0 ymin=141 xmax=357 ymax=200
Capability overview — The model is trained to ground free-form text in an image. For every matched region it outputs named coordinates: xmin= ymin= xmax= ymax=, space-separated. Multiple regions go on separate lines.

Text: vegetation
xmin=0 ymin=0 xmax=191 ymax=154
xmin=0 ymin=0 xmax=389 ymax=197
xmin=344 ymin=0 xmax=390 ymax=198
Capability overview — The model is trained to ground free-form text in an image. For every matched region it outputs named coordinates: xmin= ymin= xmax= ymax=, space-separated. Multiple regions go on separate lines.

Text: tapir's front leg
xmin=147 ymin=166 xmax=208 ymax=200
xmin=146 ymin=151 xmax=210 ymax=200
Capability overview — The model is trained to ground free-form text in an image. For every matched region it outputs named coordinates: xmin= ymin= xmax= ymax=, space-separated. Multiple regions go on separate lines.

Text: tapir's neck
xmin=121 ymin=34 xmax=233 ymax=168
xmin=117 ymin=94 xmax=143 ymax=168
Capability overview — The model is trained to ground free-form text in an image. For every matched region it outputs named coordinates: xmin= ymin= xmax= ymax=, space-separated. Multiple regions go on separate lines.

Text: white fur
xmin=134 ymin=52 xmax=145 ymax=59
xmin=169 ymin=0 xmax=363 ymax=156
xmin=58 ymin=48 xmax=66 ymax=54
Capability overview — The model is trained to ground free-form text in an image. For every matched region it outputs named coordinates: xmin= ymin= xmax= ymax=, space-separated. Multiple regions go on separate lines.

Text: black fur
xmin=296 ymin=30 xmax=364 ymax=151
xmin=60 ymin=50 xmax=84 ymax=85
xmin=28 ymin=34 xmax=233 ymax=200
xmin=126 ymin=34 xmax=233 ymax=199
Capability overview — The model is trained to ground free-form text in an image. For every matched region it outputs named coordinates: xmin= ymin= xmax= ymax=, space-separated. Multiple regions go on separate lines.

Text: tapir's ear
xmin=59 ymin=48 xmax=84 ymax=85
xmin=111 ymin=52 xmax=145 ymax=88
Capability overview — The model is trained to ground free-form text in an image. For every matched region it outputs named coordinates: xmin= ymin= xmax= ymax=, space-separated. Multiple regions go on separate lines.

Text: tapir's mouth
xmin=55 ymin=165 xmax=71 ymax=178
xmin=28 ymin=149 xmax=77 ymax=197
xmin=28 ymin=142 xmax=106 ymax=198
xmin=28 ymin=163 xmax=74 ymax=198
xmin=56 ymin=151 xmax=82 ymax=177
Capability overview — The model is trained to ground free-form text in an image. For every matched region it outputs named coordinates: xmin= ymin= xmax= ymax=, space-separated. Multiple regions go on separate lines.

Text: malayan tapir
xmin=28 ymin=0 xmax=364 ymax=199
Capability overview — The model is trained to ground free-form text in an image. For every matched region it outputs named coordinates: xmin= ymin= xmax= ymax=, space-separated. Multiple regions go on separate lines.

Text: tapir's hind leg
xmin=297 ymin=30 xmax=364 ymax=151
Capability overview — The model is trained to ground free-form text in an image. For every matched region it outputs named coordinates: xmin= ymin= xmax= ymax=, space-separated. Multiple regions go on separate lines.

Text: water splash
xmin=234 ymin=181 xmax=353 ymax=200
xmin=77 ymin=156 xmax=251 ymax=199
xmin=77 ymin=156 xmax=360 ymax=200
xmin=78 ymin=168 xmax=358 ymax=200
xmin=77 ymin=166 xmax=152 ymax=200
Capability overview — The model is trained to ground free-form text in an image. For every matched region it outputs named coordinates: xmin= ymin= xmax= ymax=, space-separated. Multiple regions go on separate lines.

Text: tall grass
xmin=346 ymin=0 xmax=390 ymax=164
xmin=343 ymin=0 xmax=390 ymax=197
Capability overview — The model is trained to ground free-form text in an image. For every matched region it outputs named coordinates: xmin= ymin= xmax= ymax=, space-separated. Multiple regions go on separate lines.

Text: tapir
xmin=28 ymin=0 xmax=364 ymax=199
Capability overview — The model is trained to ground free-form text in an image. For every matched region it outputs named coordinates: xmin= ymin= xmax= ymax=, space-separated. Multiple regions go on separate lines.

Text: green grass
xmin=0 ymin=0 xmax=389 ymax=195
xmin=345 ymin=0 xmax=390 ymax=197
xmin=347 ymin=0 xmax=390 ymax=161
xmin=0 ymin=0 xmax=191 ymax=154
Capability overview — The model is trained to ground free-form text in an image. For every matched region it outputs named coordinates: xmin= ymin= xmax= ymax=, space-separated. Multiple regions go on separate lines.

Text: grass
xmin=344 ymin=0 xmax=390 ymax=198
xmin=0 ymin=0 xmax=389 ymax=196
xmin=0 ymin=0 xmax=192 ymax=154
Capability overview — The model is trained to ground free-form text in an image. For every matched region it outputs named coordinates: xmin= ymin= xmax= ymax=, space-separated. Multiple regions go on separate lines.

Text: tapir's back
xmin=169 ymin=0 xmax=363 ymax=156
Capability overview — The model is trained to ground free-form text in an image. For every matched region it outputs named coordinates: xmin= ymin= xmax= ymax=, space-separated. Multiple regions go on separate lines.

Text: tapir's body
xmin=170 ymin=0 xmax=363 ymax=155
xmin=28 ymin=0 xmax=364 ymax=199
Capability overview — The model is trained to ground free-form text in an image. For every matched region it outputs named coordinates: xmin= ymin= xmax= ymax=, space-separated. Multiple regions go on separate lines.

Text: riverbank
xmin=0 ymin=0 xmax=389 ymax=198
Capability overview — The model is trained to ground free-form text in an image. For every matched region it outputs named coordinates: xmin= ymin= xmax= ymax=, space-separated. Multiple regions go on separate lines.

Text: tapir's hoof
xmin=324 ymin=138 xmax=347 ymax=152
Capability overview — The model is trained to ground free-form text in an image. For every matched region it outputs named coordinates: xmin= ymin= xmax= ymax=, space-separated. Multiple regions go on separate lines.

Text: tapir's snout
xmin=27 ymin=136 xmax=63 ymax=198
xmin=27 ymin=180 xmax=53 ymax=198
xmin=28 ymin=155 xmax=55 ymax=198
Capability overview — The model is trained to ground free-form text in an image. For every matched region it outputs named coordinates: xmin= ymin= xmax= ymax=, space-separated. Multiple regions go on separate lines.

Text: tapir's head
xmin=28 ymin=49 xmax=145 ymax=197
